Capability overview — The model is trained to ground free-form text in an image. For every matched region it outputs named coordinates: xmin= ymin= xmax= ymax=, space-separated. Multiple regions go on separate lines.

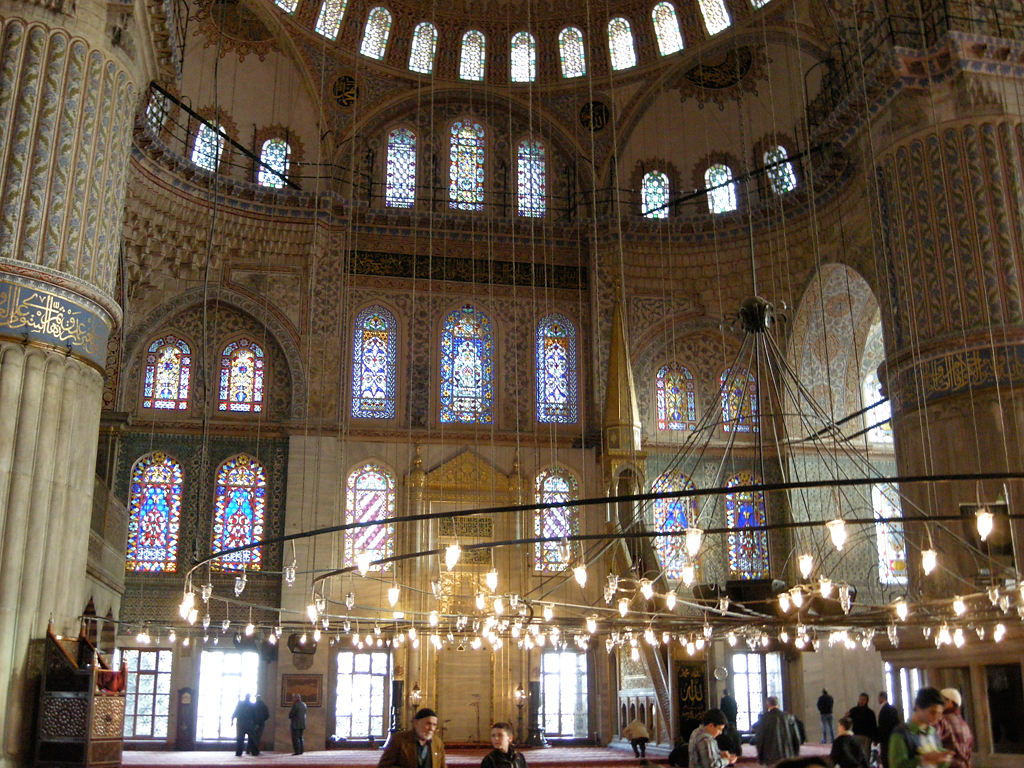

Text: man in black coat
xmin=720 ymin=690 xmax=738 ymax=728
xmin=231 ymin=695 xmax=254 ymax=757
xmin=847 ymin=693 xmax=877 ymax=758
xmin=289 ymin=693 xmax=308 ymax=755
xmin=877 ymin=692 xmax=902 ymax=768
xmin=755 ymin=696 xmax=801 ymax=766
xmin=248 ymin=694 xmax=270 ymax=755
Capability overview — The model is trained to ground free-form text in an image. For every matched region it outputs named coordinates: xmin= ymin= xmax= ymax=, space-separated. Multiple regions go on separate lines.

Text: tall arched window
xmin=656 ymin=362 xmax=697 ymax=431
xmin=409 ymin=22 xmax=437 ymax=73
xmin=751 ymin=0 xmax=771 ymax=8
xmin=558 ymin=27 xmax=586 ymax=78
xmin=510 ymin=31 xmax=536 ymax=82
xmin=641 ymin=171 xmax=670 ymax=218
xmin=725 ymin=471 xmax=768 ymax=579
xmin=764 ymin=145 xmax=797 ymax=195
xmin=258 ymin=138 xmax=290 ymax=188
xmin=534 ymin=467 xmax=579 ymax=572
xmin=873 ymin=484 xmax=908 ymax=585
xmin=142 ymin=335 xmax=191 ymax=410
xmin=315 ymin=0 xmax=348 ymax=38
xmin=698 ymin=0 xmax=732 ymax=34
xmin=191 ymin=122 xmax=223 ymax=172
xmin=212 ymin=454 xmax=266 ymax=571
xmin=517 ymin=139 xmax=546 ymax=217
xmin=360 ymin=7 xmax=392 ymax=59
xmin=449 ymin=121 xmax=485 ymax=211
xmin=863 ymin=369 xmax=893 ymax=443
xmin=608 ymin=18 xmax=637 ymax=70
xmin=345 ymin=463 xmax=396 ymax=571
xmin=351 ymin=305 xmax=397 ymax=419
xmin=126 ymin=452 xmax=182 ymax=572
xmin=218 ymin=339 xmax=265 ymax=413
xmin=385 ymin=127 xmax=416 ymax=208
xmin=720 ymin=367 xmax=758 ymax=432
xmin=145 ymin=91 xmax=170 ymax=133
xmin=651 ymin=471 xmax=696 ymax=579
xmin=460 ymin=30 xmax=486 ymax=81
xmin=440 ymin=305 xmax=494 ymax=423
xmin=652 ymin=2 xmax=684 ymax=55
xmin=275 ymin=0 xmax=298 ymax=12
xmin=705 ymin=164 xmax=737 ymax=213
xmin=536 ymin=313 xmax=578 ymax=423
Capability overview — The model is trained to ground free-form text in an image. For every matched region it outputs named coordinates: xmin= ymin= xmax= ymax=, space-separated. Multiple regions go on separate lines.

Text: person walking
xmin=937 ymin=689 xmax=973 ymax=768
xmin=379 ymin=707 xmax=447 ymax=768
xmin=688 ymin=709 xmax=738 ymax=768
xmin=877 ymin=692 xmax=902 ymax=768
xmin=830 ymin=717 xmax=869 ymax=768
xmin=248 ymin=694 xmax=270 ymax=756
xmin=817 ymin=689 xmax=835 ymax=743
xmin=480 ymin=722 xmax=527 ymax=768
xmin=888 ymin=687 xmax=951 ymax=768
xmin=289 ymin=693 xmax=308 ymax=755
xmin=755 ymin=696 xmax=801 ymax=766
xmin=231 ymin=694 xmax=254 ymax=757
xmin=848 ymin=693 xmax=877 ymax=759
xmin=623 ymin=717 xmax=651 ymax=758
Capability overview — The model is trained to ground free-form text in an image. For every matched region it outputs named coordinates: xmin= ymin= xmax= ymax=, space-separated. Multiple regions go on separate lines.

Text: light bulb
xmin=387 ymin=585 xmax=400 ymax=607
xmin=779 ymin=630 xmax=789 ymax=644
xmin=894 ymin=599 xmax=909 ymax=621
xmin=718 ymin=597 xmax=730 ymax=613
xmin=284 ymin=561 xmax=296 ymax=585
xmin=922 ymin=548 xmax=938 ymax=575
xmin=485 ymin=569 xmax=499 ymax=592
xmin=178 ymin=592 xmax=195 ymax=619
xmin=475 ymin=592 xmax=486 ymax=610
xmin=201 ymin=583 xmax=213 ymax=602
xmin=819 ymin=578 xmax=833 ymax=599
xmin=685 ymin=640 xmax=696 ymax=655
xmin=798 ymin=554 xmax=813 ymax=579
xmin=244 ymin=622 xmax=255 ymax=637
xmin=202 ymin=614 xmax=211 ymax=630
xmin=543 ymin=604 xmax=553 ymax=622
xmin=995 ymin=623 xmax=1007 ymax=642
xmin=573 ymin=565 xmax=588 ymax=587
xmin=356 ymin=551 xmax=373 ymax=576
xmin=665 ymin=592 xmax=677 ymax=611
xmin=187 ymin=607 xmax=198 ymax=625
xmin=953 ymin=627 xmax=965 ymax=648
xmin=618 ymin=598 xmax=629 ymax=617
xmin=953 ymin=596 xmax=967 ymax=616
xmin=428 ymin=610 xmax=439 ymax=627
xmin=221 ymin=619 xmax=230 ymax=632
xmin=431 ymin=634 xmax=442 ymax=650
xmin=988 ymin=586 xmax=1001 ymax=606
xmin=136 ymin=629 xmax=150 ymax=644
xmin=778 ymin=592 xmax=791 ymax=613
xmin=445 ymin=543 xmax=461 ymax=571
xmin=182 ymin=636 xmax=191 ymax=647
xmin=168 ymin=630 xmax=176 ymax=643
xmin=234 ymin=573 xmax=247 ymax=597
xmin=703 ymin=623 xmax=712 ymax=640
xmin=639 ymin=579 xmax=654 ymax=599
xmin=977 ymin=508 xmax=995 ymax=541
xmin=307 ymin=604 xmax=318 ymax=622
xmin=790 ymin=589 xmax=804 ymax=609
xmin=827 ymin=519 xmax=847 ymax=551
xmin=727 ymin=631 xmax=737 ymax=647
xmin=681 ymin=564 xmax=695 ymax=586
xmin=299 ymin=632 xmax=307 ymax=644
xmin=685 ymin=528 xmax=704 ymax=558
xmin=493 ymin=596 xmax=504 ymax=615
xmin=586 ymin=616 xmax=597 ymax=634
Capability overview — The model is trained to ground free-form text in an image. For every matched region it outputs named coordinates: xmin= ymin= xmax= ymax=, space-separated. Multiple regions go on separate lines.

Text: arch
xmin=558 ymin=27 xmax=586 ymax=78
xmin=217 ymin=337 xmax=265 ymax=412
xmin=651 ymin=470 xmax=696 ymax=579
xmin=873 ymin=484 xmax=908 ymax=585
xmin=652 ymin=2 xmax=684 ymax=55
xmin=190 ymin=121 xmax=224 ymax=172
xmin=725 ymin=471 xmax=768 ymax=579
xmin=385 ymin=126 xmax=417 ymax=208
xmin=517 ymin=138 xmax=546 ymax=218
xmin=698 ymin=0 xmax=732 ymax=35
xmin=449 ymin=120 xmax=486 ymax=211
xmin=351 ymin=304 xmax=398 ymax=419
xmin=656 ymin=362 xmax=697 ymax=431
xmin=720 ymin=367 xmax=758 ymax=432
xmin=409 ymin=22 xmax=438 ymax=74
xmin=608 ymin=17 xmax=637 ymax=70
xmin=360 ymin=7 xmax=392 ymax=59
xmin=126 ymin=452 xmax=183 ymax=572
xmin=257 ymin=137 xmax=291 ymax=188
xmin=314 ymin=0 xmax=348 ymax=39
xmin=212 ymin=453 xmax=266 ymax=571
xmin=763 ymin=144 xmax=797 ymax=195
xmin=534 ymin=466 xmax=580 ymax=572
xmin=641 ymin=170 xmax=670 ymax=218
xmin=440 ymin=304 xmax=494 ymax=424
xmin=705 ymin=163 xmax=737 ymax=213
xmin=344 ymin=462 xmax=396 ymax=571
xmin=142 ymin=334 xmax=192 ymax=411
xmin=459 ymin=30 xmax=486 ymax=81
xmin=535 ymin=312 xmax=578 ymax=423
xmin=510 ymin=31 xmax=536 ymax=83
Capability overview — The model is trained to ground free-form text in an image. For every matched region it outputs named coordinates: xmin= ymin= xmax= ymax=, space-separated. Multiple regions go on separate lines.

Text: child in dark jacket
xmin=831 ymin=717 xmax=869 ymax=768
xmin=481 ymin=722 xmax=528 ymax=768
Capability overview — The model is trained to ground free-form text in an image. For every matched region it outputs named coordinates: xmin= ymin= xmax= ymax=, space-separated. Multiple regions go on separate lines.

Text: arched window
xmin=212 ymin=454 xmax=266 ymax=571
xmin=351 ymin=305 xmax=397 ymax=419
xmin=275 ymin=0 xmax=297 ymax=11
xmin=460 ymin=30 xmax=486 ymax=81
xmin=558 ymin=27 xmax=586 ymax=78
xmin=449 ymin=121 xmax=485 ymax=211
xmin=652 ymin=2 xmax=684 ymax=55
xmin=315 ymin=0 xmax=348 ymax=38
xmin=536 ymin=313 xmax=578 ymax=423
xmin=651 ymin=471 xmax=696 ymax=579
xmin=764 ymin=145 xmax=797 ymax=195
xmin=440 ymin=305 xmax=494 ymax=423
xmin=698 ymin=0 xmax=732 ymax=35
xmin=873 ymin=484 xmax=908 ymax=585
xmin=126 ymin=452 xmax=182 ymax=572
xmin=191 ymin=122 xmax=223 ymax=172
xmin=725 ymin=471 xmax=768 ymax=579
xmin=705 ymin=164 xmax=737 ymax=213
xmin=385 ymin=127 xmax=416 ymax=208
xmin=720 ymin=367 xmax=758 ymax=432
xmin=409 ymin=22 xmax=437 ymax=74
xmin=641 ymin=171 xmax=670 ymax=219
xmin=360 ymin=7 xmax=392 ymax=59
xmin=534 ymin=467 xmax=579 ymax=572
xmin=258 ymin=138 xmax=290 ymax=188
xmin=345 ymin=463 xmax=396 ymax=571
xmin=145 ymin=91 xmax=170 ymax=133
xmin=656 ymin=363 xmax=697 ymax=431
xmin=863 ymin=369 xmax=893 ymax=443
xmin=218 ymin=339 xmax=264 ymax=413
xmin=142 ymin=335 xmax=191 ymax=410
xmin=608 ymin=17 xmax=637 ymax=70
xmin=510 ymin=31 xmax=536 ymax=83
xmin=517 ymin=139 xmax=546 ymax=217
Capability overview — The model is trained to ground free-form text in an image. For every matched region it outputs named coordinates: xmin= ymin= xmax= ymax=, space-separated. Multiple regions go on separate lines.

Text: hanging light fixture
xmin=798 ymin=554 xmax=813 ymax=579
xmin=618 ymin=598 xmax=630 ymax=618
xmin=639 ymin=579 xmax=654 ymax=599
xmin=894 ymin=598 xmax=909 ymax=622
xmin=356 ymin=551 xmax=374 ymax=576
xmin=572 ymin=564 xmax=588 ymax=587
xmin=819 ymin=578 xmax=833 ymax=599
xmin=790 ymin=589 xmax=804 ymax=609
xmin=387 ymin=584 xmax=400 ymax=607
xmin=994 ymin=623 xmax=1007 ymax=642
xmin=681 ymin=564 xmax=695 ymax=586
xmin=826 ymin=519 xmax=847 ymax=551
xmin=493 ymin=596 xmax=505 ymax=615
xmin=685 ymin=528 xmax=703 ymax=558
xmin=665 ymin=592 xmax=677 ymax=611
xmin=485 ymin=569 xmax=499 ymax=592
xmin=234 ymin=572 xmax=247 ymax=597
xmin=543 ymin=604 xmax=553 ymax=622
xmin=585 ymin=616 xmax=597 ymax=634
xmin=284 ymin=560 xmax=297 ymax=585
xmin=475 ymin=592 xmax=486 ymax=611
xmin=445 ymin=543 xmax=461 ymax=571
xmin=778 ymin=591 xmax=791 ymax=613
xmin=428 ymin=610 xmax=439 ymax=626
xmin=952 ymin=596 xmax=967 ymax=616
xmin=921 ymin=548 xmax=938 ymax=575
xmin=976 ymin=507 xmax=995 ymax=541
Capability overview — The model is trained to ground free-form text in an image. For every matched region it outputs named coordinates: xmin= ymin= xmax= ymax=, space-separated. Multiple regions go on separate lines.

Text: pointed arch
xmin=608 ymin=17 xmax=637 ymax=70
xmin=212 ymin=454 xmax=266 ymax=571
xmin=191 ymin=122 xmax=224 ymax=172
xmin=558 ymin=27 xmax=586 ymax=78
xmin=315 ymin=0 xmax=348 ymax=39
xmin=705 ymin=163 xmax=737 ymax=213
xmin=460 ymin=30 xmax=486 ymax=81
xmin=641 ymin=171 xmax=670 ymax=218
xmin=142 ymin=335 xmax=191 ymax=410
xmin=449 ymin=121 xmax=485 ymax=211
xmin=218 ymin=338 xmax=265 ymax=412
xmin=536 ymin=313 xmax=578 ymax=423
xmin=345 ymin=462 xmax=396 ymax=571
xmin=440 ymin=305 xmax=494 ymax=424
xmin=764 ymin=145 xmax=797 ymax=195
xmin=510 ymin=31 xmax=536 ymax=82
xmin=351 ymin=304 xmax=398 ymax=419
xmin=651 ymin=470 xmax=696 ymax=579
xmin=698 ymin=0 xmax=732 ymax=35
xmin=534 ymin=466 xmax=580 ymax=572
xmin=360 ymin=7 xmax=392 ymax=59
xmin=656 ymin=362 xmax=697 ymax=431
xmin=258 ymin=138 xmax=290 ymax=188
xmin=126 ymin=452 xmax=183 ymax=572
xmin=725 ymin=471 xmax=768 ymax=579
xmin=517 ymin=139 xmax=546 ymax=217
xmin=720 ymin=367 xmax=758 ymax=432
xmin=652 ymin=2 xmax=684 ymax=55
xmin=409 ymin=22 xmax=437 ymax=74
xmin=385 ymin=127 xmax=417 ymax=208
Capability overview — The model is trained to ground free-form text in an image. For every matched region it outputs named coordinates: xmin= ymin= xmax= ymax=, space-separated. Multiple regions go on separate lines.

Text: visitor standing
xmin=755 ymin=696 xmax=801 ymax=766
xmin=937 ymin=689 xmax=973 ymax=768
xmin=720 ymin=690 xmax=738 ymax=728
xmin=888 ymin=688 xmax=952 ymax=768
xmin=847 ymin=693 xmax=877 ymax=758
xmin=248 ymin=694 xmax=269 ymax=755
xmin=817 ymin=689 xmax=835 ymax=743
xmin=289 ymin=693 xmax=308 ymax=755
xmin=231 ymin=694 xmax=254 ymax=757
xmin=379 ymin=707 xmax=447 ymax=768
xmin=877 ymin=692 xmax=902 ymax=768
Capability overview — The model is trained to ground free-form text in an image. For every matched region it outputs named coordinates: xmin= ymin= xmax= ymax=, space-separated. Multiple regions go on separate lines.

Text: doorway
xmin=196 ymin=650 xmax=260 ymax=741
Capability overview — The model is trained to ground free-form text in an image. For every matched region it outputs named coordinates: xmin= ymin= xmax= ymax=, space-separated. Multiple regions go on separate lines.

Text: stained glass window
xmin=652 ymin=2 xmax=684 ymax=55
xmin=145 ymin=91 xmax=170 ymax=133
xmin=258 ymin=138 xmax=290 ymax=188
xmin=449 ymin=121 xmax=485 ymax=211
xmin=440 ymin=305 xmax=494 ymax=423
xmin=698 ymin=0 xmax=732 ymax=35
xmin=641 ymin=171 xmax=670 ymax=218
xmin=142 ymin=335 xmax=191 ymax=410
xmin=351 ymin=305 xmax=397 ymax=419
xmin=863 ymin=369 xmax=893 ymax=443
xmin=706 ymin=164 xmax=737 ymax=213
xmin=725 ymin=471 xmax=769 ymax=579
xmin=125 ymin=453 xmax=182 ymax=572
xmin=511 ymin=31 xmax=536 ymax=83
xmin=212 ymin=454 xmax=265 ymax=571
xmin=558 ymin=27 xmax=586 ymax=78
xmin=385 ymin=127 xmax=416 ymax=208
xmin=360 ymin=7 xmax=392 ymax=59
xmin=764 ymin=145 xmax=797 ymax=195
xmin=651 ymin=471 xmax=696 ymax=579
xmin=721 ymin=367 xmax=758 ymax=432
xmin=460 ymin=30 xmax=486 ymax=81
xmin=536 ymin=313 xmax=577 ymax=423
xmin=191 ymin=122 xmax=223 ymax=172
xmin=873 ymin=484 xmax=908 ymax=586
xmin=656 ymin=363 xmax=697 ymax=431
xmin=534 ymin=467 xmax=579 ymax=572
xmin=517 ymin=140 xmax=546 ymax=217
xmin=345 ymin=464 xmax=395 ymax=571
xmin=409 ymin=22 xmax=437 ymax=73
xmin=315 ymin=0 xmax=347 ymax=38
xmin=275 ymin=0 xmax=297 ymax=12
xmin=218 ymin=338 xmax=264 ymax=413
xmin=608 ymin=18 xmax=637 ymax=70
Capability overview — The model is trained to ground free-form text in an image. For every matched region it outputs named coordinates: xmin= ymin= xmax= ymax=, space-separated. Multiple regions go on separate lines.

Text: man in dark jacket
xmin=817 ymin=689 xmax=835 ymax=743
xmin=720 ymin=691 xmax=738 ymax=728
xmin=847 ymin=693 xmax=877 ymax=758
xmin=755 ymin=696 xmax=801 ymax=766
xmin=248 ymin=694 xmax=270 ymax=755
xmin=379 ymin=707 xmax=447 ymax=768
xmin=231 ymin=695 xmax=254 ymax=757
xmin=877 ymin=692 xmax=902 ymax=768
xmin=289 ymin=693 xmax=308 ymax=755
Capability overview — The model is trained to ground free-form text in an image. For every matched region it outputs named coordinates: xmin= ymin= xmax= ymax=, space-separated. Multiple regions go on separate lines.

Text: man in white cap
xmin=937 ymin=688 xmax=973 ymax=768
